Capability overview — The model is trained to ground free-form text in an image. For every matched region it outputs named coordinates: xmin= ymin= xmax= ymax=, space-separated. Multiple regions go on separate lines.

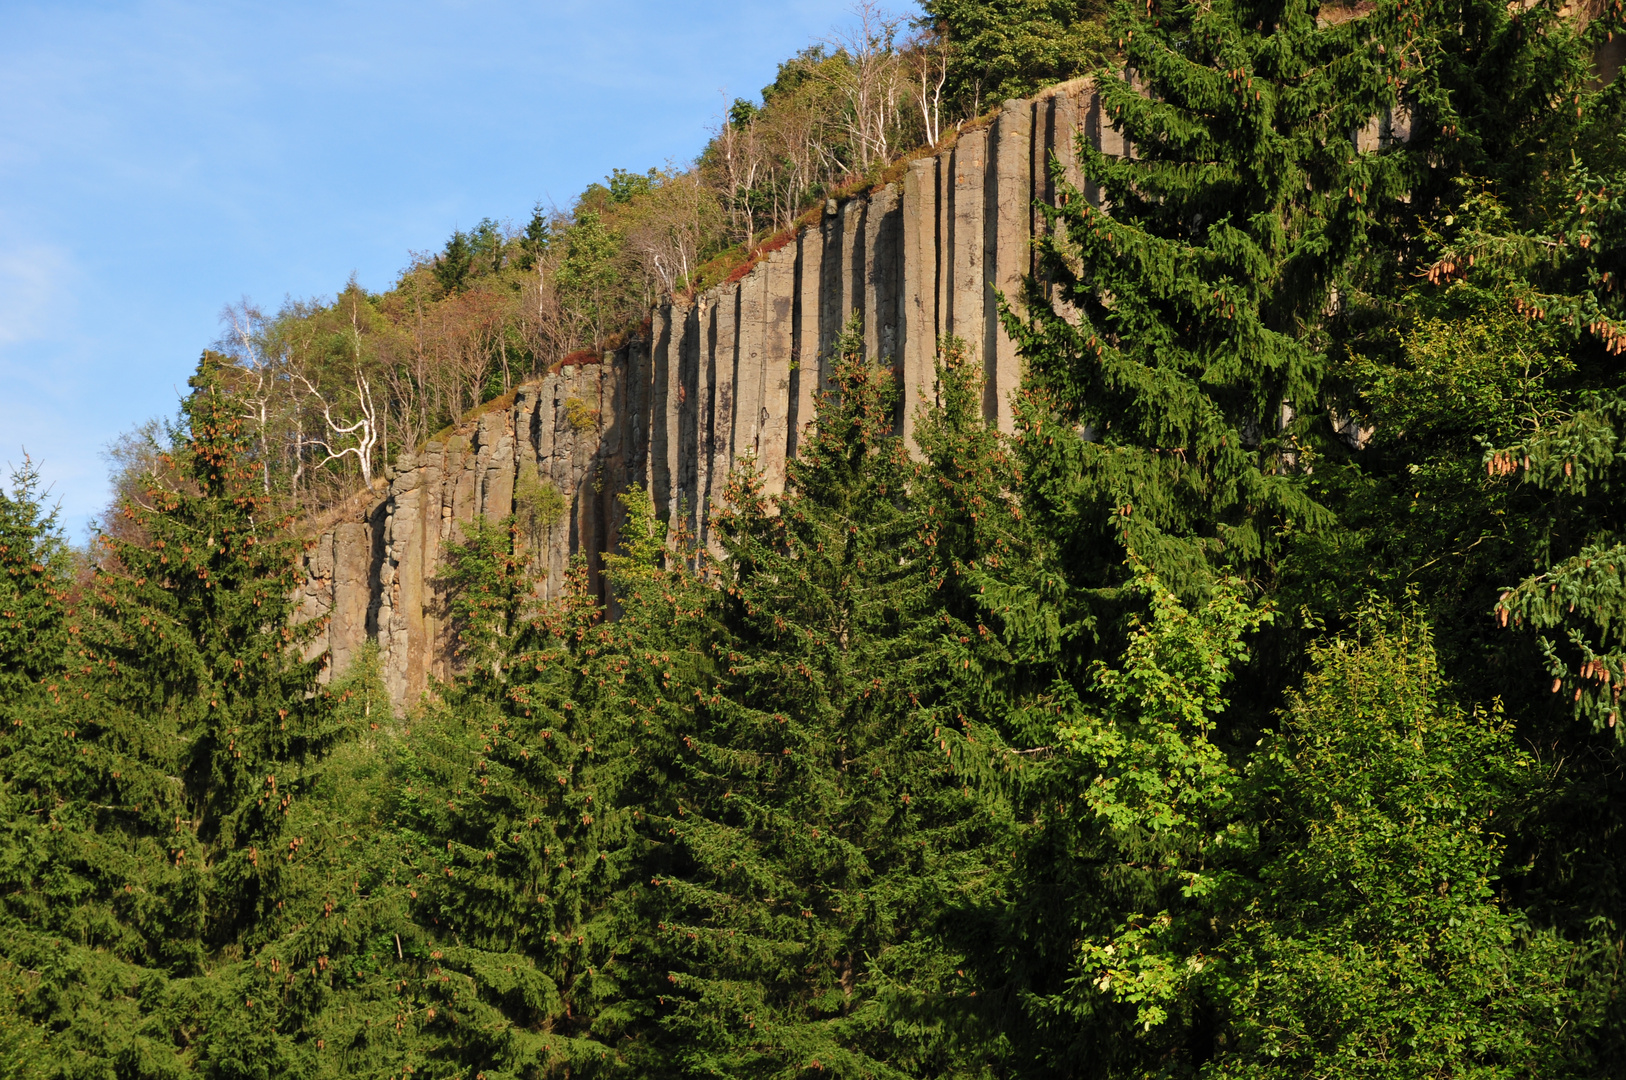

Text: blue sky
xmin=0 ymin=0 xmax=888 ymax=538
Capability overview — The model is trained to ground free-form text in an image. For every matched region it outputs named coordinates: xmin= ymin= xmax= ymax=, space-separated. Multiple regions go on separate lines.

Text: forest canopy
xmin=10 ymin=0 xmax=1626 ymax=1078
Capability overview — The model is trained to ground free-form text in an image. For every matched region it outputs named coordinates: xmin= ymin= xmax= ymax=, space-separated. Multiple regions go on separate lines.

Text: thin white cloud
xmin=0 ymin=241 xmax=74 ymax=349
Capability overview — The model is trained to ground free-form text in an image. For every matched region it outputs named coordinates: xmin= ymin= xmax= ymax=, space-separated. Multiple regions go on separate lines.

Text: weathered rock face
xmin=296 ymin=356 xmax=640 ymax=706
xmin=300 ymin=78 xmax=1113 ymax=711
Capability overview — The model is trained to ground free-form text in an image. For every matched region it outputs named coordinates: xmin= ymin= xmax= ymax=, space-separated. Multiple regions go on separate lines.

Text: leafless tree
xmin=294 ymin=296 xmax=383 ymax=487
xmin=296 ymin=364 xmax=380 ymax=488
xmin=217 ymin=299 xmax=282 ymax=493
xmin=761 ymin=93 xmax=831 ymax=232
xmin=906 ymin=24 xmax=950 ymax=147
xmin=825 ymin=4 xmax=907 ymax=173
xmin=712 ymin=103 xmax=765 ymax=243
xmin=381 ymin=361 xmax=425 ymax=462
xmin=434 ymin=289 xmax=507 ymax=420
xmin=626 ymin=170 xmax=720 ymax=297
xmin=516 ymin=270 xmax=568 ymax=373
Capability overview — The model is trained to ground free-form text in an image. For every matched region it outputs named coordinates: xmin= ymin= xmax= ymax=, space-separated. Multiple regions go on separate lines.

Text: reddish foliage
xmin=757 ymin=229 xmax=796 ymax=257
xmin=559 ymin=349 xmax=601 ymax=369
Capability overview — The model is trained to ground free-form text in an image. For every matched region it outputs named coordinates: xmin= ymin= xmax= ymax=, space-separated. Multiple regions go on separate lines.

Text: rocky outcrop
xmin=296 ymin=357 xmax=641 ymax=706
xmin=645 ymin=79 xmax=1120 ymax=550
xmin=300 ymin=78 xmax=1121 ymax=711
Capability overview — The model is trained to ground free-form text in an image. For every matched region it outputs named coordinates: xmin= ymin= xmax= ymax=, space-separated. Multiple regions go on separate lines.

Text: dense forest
xmin=9 ymin=0 xmax=1626 ymax=1076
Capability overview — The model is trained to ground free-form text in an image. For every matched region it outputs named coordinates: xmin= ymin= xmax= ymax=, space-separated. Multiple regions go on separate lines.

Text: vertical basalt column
xmin=448 ymin=435 xmax=475 ymax=532
xmin=863 ymin=183 xmax=902 ymax=368
xmin=838 ymin=197 xmax=866 ymax=360
xmin=647 ymin=308 xmax=667 ymax=509
xmin=411 ymin=442 xmax=444 ymax=702
xmin=640 ymin=307 xmax=666 ymax=497
xmin=443 ymin=435 xmax=478 ymax=682
xmin=478 ymin=409 xmax=516 ymax=522
xmin=693 ymin=299 xmax=715 ymax=545
xmin=554 ymin=371 xmax=583 ymax=600
xmin=593 ymin=347 xmax=629 ymax=600
xmin=732 ymin=268 xmax=765 ymax=467
xmin=509 ymin=385 xmax=540 ymax=581
xmin=548 ymin=376 xmax=574 ymax=601
xmin=759 ymin=245 xmax=796 ymax=496
xmin=1033 ymin=94 xmax=1055 ymax=271
xmin=901 ymin=156 xmax=939 ymax=452
xmin=696 ymin=294 xmax=719 ymax=546
xmin=1049 ymin=86 xmax=1091 ymax=328
xmin=1095 ymin=84 xmax=1128 ymax=163
xmin=865 ymin=191 xmax=882 ymax=374
xmin=377 ymin=466 xmax=410 ymax=707
xmin=948 ymin=127 xmax=988 ymax=415
xmin=626 ymin=331 xmax=652 ymax=491
xmin=329 ymin=520 xmax=371 ymax=679
xmin=937 ymin=146 xmax=952 ymax=376
xmin=577 ymin=362 xmax=608 ymax=601
xmin=562 ymin=370 xmax=587 ymax=596
xmin=1058 ymin=84 xmax=1089 ymax=206
xmin=704 ymin=286 xmax=739 ymax=550
xmin=569 ymin=376 xmax=586 ymax=601
xmin=792 ymin=225 xmax=823 ymax=454
xmin=299 ymin=532 xmax=335 ymax=674
xmin=988 ymin=96 xmax=1032 ymax=434
xmin=819 ymin=205 xmax=845 ymax=385
xmin=373 ymin=498 xmax=393 ymax=692
xmin=676 ymin=301 xmax=701 ymax=542
xmin=652 ymin=304 xmax=680 ymax=525
xmin=533 ymin=379 xmax=560 ymax=597
xmin=382 ymin=459 xmax=420 ymax=707
xmin=366 ymin=498 xmax=386 ymax=650
xmin=1034 ymin=84 xmax=1088 ymax=275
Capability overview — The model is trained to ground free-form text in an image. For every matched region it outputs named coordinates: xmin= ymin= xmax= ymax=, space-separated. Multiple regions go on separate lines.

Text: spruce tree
xmin=166 ymin=643 xmax=447 ymax=1080
xmin=0 ymin=458 xmax=74 ymax=702
xmin=620 ymin=323 xmax=1010 ymax=1078
xmin=1256 ymin=7 xmax=1626 ymax=1064
xmin=1012 ymin=0 xmax=1411 ymax=595
xmin=0 ymin=355 xmax=368 ymax=1075
xmin=0 ymin=459 xmax=198 ymax=1073
xmin=393 ymin=514 xmax=640 ymax=1075
xmin=1282 ymin=0 xmax=1626 ymax=726
xmin=911 ymin=335 xmax=1069 ymax=739
xmin=89 ymin=351 xmax=345 ymax=947
xmin=1418 ymin=145 xmax=1626 ymax=736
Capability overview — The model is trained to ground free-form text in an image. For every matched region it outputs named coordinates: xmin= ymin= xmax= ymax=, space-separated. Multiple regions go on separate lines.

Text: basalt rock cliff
xmin=294 ymin=77 xmax=1410 ymax=711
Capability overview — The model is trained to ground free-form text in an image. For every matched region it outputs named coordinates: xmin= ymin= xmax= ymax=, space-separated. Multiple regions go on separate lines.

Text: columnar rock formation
xmin=297 ymin=358 xmax=639 ymax=707
xmin=300 ymin=78 xmax=1112 ymax=710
